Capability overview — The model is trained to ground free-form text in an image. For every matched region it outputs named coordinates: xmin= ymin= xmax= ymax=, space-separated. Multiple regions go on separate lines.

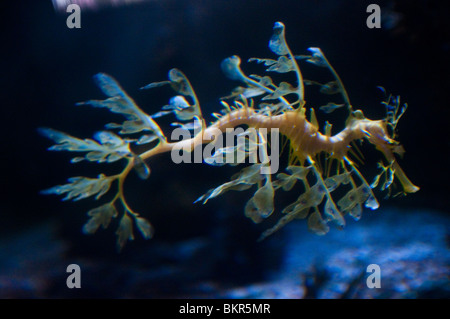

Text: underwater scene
xmin=1 ymin=0 xmax=449 ymax=300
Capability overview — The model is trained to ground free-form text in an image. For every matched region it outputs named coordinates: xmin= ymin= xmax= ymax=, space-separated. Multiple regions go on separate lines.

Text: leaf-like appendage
xmin=371 ymin=161 xmax=395 ymax=192
xmin=281 ymin=199 xmax=310 ymax=219
xmin=142 ymin=69 xmax=202 ymax=122
xmin=195 ymin=164 xmax=264 ymax=204
xmin=248 ymin=75 xmax=274 ymax=87
xmin=307 ymin=183 xmax=327 ymax=207
xmin=116 ymin=120 xmax=149 ymax=134
xmin=168 ymin=69 xmax=194 ymax=96
xmin=39 ymin=128 xmax=131 ymax=163
xmin=258 ymin=102 xmax=289 ymax=115
xmin=319 ymin=81 xmax=341 ymax=95
xmin=286 ymin=165 xmax=311 ymax=180
xmin=305 ymin=47 xmax=327 ymax=68
xmin=136 ymin=134 xmax=158 ymax=145
xmin=163 ymin=95 xmax=201 ymax=121
xmin=280 ymin=181 xmax=327 ymax=223
xmin=221 ymin=55 xmax=246 ymax=81
xmin=135 ymin=216 xmax=154 ymax=239
xmin=204 ymin=138 xmax=258 ymax=167
xmin=116 ymin=214 xmax=134 ymax=251
xmin=204 ymin=146 xmax=234 ymax=166
xmin=324 ymin=172 xmax=351 ymax=191
xmin=269 ymin=22 xmax=289 ymax=56
xmin=252 ymin=180 xmax=275 ymax=219
xmin=262 ymin=82 xmax=296 ymax=100
xmin=94 ymin=73 xmax=126 ymax=97
xmin=249 ymin=56 xmax=294 ymax=73
xmin=171 ymin=118 xmax=202 ymax=131
xmin=324 ymin=197 xmax=345 ymax=226
xmin=233 ymin=164 xmax=265 ymax=184
xmin=133 ymin=155 xmax=150 ymax=180
xmin=83 ymin=203 xmax=118 ymax=234
xmin=274 ymin=173 xmax=297 ymax=191
xmin=365 ymin=193 xmax=379 ymax=210
xmin=319 ymin=102 xmax=345 ymax=114
xmin=337 ymin=182 xmax=378 ymax=219
xmin=93 ymin=131 xmax=124 ymax=147
xmin=245 ymin=197 xmax=263 ymax=224
xmin=248 ymin=57 xmax=277 ymax=66
xmin=307 ymin=211 xmax=330 ymax=235
xmin=348 ymin=203 xmax=362 ymax=220
xmin=384 ymin=166 xmax=395 ymax=190
xmin=195 ymin=180 xmax=238 ymax=204
xmin=140 ymin=80 xmax=171 ymax=90
xmin=79 ymin=97 xmax=136 ymax=118
xmin=79 ymin=74 xmax=141 ymax=120
xmin=163 ymin=95 xmax=190 ymax=111
xmin=382 ymin=94 xmax=408 ymax=136
xmin=41 ymin=174 xmax=114 ymax=201
xmin=220 ymin=86 xmax=266 ymax=100
xmin=79 ymin=73 xmax=166 ymax=140
xmin=224 ymin=75 xmax=273 ymax=100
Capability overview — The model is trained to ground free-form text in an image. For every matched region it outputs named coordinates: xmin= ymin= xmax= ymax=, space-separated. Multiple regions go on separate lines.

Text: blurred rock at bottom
xmin=0 ymin=208 xmax=448 ymax=298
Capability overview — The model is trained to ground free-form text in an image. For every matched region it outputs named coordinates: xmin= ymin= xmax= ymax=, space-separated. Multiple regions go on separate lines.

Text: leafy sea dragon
xmin=40 ymin=22 xmax=419 ymax=250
